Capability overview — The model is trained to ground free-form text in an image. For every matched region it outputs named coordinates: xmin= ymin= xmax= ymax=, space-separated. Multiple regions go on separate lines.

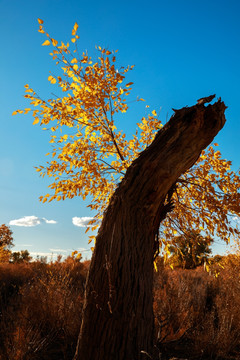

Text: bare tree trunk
xmin=74 ymin=99 xmax=226 ymax=360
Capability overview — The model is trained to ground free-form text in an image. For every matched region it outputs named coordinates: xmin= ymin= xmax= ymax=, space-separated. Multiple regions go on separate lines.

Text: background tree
xmin=14 ymin=20 xmax=240 ymax=359
xmin=168 ymin=229 xmax=213 ymax=269
xmin=0 ymin=224 xmax=14 ymax=263
xmin=10 ymin=250 xmax=32 ymax=264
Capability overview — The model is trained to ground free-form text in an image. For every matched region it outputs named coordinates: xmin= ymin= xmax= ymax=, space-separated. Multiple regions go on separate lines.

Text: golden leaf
xmin=42 ymin=40 xmax=51 ymax=46
xmin=51 ymin=38 xmax=58 ymax=46
xmin=154 ymin=261 xmax=158 ymax=272
xmin=48 ymin=75 xmax=56 ymax=84
xmin=73 ymin=23 xmax=78 ymax=32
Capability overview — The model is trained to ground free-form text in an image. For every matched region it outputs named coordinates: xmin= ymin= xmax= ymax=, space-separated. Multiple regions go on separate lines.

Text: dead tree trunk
xmin=74 ymin=99 xmax=226 ymax=360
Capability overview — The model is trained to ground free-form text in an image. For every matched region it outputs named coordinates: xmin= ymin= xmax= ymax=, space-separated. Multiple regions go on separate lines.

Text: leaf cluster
xmin=13 ymin=20 xmax=240 ymax=247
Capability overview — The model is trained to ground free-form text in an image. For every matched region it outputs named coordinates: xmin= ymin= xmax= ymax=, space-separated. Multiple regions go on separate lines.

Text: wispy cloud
xmin=30 ymin=252 xmax=55 ymax=257
xmin=9 ymin=216 xmax=57 ymax=227
xmin=30 ymin=247 xmax=90 ymax=261
xmin=72 ymin=216 xmax=98 ymax=227
xmin=49 ymin=248 xmax=68 ymax=253
xmin=44 ymin=219 xmax=57 ymax=224
xmin=77 ymin=247 xmax=90 ymax=253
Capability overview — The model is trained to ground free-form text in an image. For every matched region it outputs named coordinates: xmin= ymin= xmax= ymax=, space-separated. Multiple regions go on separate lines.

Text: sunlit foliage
xmin=14 ymin=19 xmax=240 ymax=248
xmin=168 ymin=229 xmax=213 ymax=269
xmin=0 ymin=225 xmax=14 ymax=263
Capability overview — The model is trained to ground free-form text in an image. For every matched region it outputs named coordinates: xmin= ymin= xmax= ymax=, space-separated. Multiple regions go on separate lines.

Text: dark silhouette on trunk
xmin=74 ymin=98 xmax=226 ymax=360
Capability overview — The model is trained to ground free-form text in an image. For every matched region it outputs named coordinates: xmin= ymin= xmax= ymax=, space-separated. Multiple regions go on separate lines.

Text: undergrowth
xmin=1 ymin=255 xmax=240 ymax=359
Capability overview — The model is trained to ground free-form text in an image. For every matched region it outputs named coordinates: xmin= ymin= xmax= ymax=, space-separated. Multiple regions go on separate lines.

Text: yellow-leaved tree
xmin=0 ymin=224 xmax=14 ymax=263
xmin=14 ymin=19 xmax=240 ymax=360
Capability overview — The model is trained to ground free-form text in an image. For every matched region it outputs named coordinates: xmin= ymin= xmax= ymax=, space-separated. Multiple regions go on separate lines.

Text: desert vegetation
xmin=0 ymin=251 xmax=240 ymax=359
xmin=154 ymin=255 xmax=240 ymax=360
xmin=0 ymin=254 xmax=88 ymax=360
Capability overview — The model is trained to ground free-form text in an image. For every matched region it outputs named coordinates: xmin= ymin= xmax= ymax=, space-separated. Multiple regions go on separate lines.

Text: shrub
xmin=0 ymin=258 xmax=88 ymax=359
xmin=154 ymin=259 xmax=240 ymax=359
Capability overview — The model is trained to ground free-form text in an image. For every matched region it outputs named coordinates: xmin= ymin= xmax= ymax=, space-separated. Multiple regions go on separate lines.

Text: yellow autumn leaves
xmin=13 ymin=19 xmax=240 ymax=246
xmin=161 ymin=144 xmax=240 ymax=249
xmin=42 ymin=40 xmax=51 ymax=46
xmin=48 ymin=75 xmax=56 ymax=84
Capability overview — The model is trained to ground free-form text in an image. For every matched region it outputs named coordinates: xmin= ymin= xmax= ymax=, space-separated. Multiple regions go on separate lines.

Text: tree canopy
xmin=10 ymin=250 xmax=32 ymax=263
xmin=168 ymin=229 xmax=213 ymax=269
xmin=0 ymin=224 xmax=14 ymax=262
xmin=13 ymin=19 xmax=240 ymax=252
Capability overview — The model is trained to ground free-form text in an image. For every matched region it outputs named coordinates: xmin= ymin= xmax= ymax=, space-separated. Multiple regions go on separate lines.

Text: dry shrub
xmin=2 ymin=255 xmax=240 ymax=359
xmin=154 ymin=258 xmax=240 ymax=359
xmin=200 ymin=254 xmax=240 ymax=359
xmin=0 ymin=257 xmax=87 ymax=360
xmin=0 ymin=262 xmax=33 ymax=307
xmin=154 ymin=264 xmax=212 ymax=356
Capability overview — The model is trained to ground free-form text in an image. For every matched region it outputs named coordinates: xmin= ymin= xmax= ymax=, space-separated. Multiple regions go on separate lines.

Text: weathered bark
xmin=74 ymin=99 xmax=226 ymax=360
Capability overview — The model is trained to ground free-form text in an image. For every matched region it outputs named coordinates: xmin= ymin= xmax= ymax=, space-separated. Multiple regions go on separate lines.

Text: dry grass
xmin=0 ymin=257 xmax=87 ymax=360
xmin=1 ymin=255 xmax=240 ymax=359
xmin=153 ymin=257 xmax=240 ymax=359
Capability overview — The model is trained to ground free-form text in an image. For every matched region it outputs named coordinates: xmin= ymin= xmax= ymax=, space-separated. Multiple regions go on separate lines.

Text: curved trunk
xmin=74 ymin=100 xmax=226 ymax=360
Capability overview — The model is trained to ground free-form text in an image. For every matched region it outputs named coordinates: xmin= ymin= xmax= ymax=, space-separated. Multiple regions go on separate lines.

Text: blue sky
xmin=1 ymin=0 xmax=240 ymax=260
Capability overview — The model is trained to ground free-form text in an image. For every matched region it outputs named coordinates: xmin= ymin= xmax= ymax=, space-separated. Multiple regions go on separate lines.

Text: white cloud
xmin=29 ymin=248 xmax=91 ymax=261
xmin=77 ymin=247 xmax=89 ymax=252
xmin=233 ymin=216 xmax=240 ymax=224
xmin=49 ymin=248 xmax=68 ymax=253
xmin=9 ymin=215 xmax=57 ymax=227
xmin=44 ymin=218 xmax=57 ymax=224
xmin=72 ymin=216 xmax=97 ymax=227
xmin=30 ymin=252 xmax=54 ymax=257
xmin=49 ymin=247 xmax=89 ymax=255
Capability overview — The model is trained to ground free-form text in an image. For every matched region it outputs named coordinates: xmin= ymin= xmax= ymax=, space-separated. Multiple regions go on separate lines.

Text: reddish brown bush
xmin=1 ymin=255 xmax=240 ymax=359
xmin=153 ymin=259 xmax=240 ymax=359
xmin=0 ymin=258 xmax=88 ymax=360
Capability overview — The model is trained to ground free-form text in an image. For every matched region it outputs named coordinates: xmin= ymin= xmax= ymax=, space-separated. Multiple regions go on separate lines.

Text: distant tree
xmin=0 ymin=224 xmax=14 ymax=263
xmin=169 ymin=229 xmax=213 ymax=269
xmin=10 ymin=250 xmax=32 ymax=263
xmin=0 ymin=224 xmax=14 ymax=248
xmin=36 ymin=255 xmax=48 ymax=264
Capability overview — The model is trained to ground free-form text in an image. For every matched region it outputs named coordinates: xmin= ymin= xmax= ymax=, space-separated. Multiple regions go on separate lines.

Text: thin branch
xmin=99 ymin=159 xmax=125 ymax=175
xmin=101 ymin=101 xmax=126 ymax=163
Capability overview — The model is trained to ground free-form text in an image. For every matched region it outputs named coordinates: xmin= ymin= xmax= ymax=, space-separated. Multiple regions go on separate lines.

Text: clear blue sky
xmin=1 ymin=0 xmax=240 ymax=260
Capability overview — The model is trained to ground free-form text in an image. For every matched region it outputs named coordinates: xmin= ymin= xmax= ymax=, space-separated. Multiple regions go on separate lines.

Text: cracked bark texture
xmin=74 ymin=99 xmax=227 ymax=360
